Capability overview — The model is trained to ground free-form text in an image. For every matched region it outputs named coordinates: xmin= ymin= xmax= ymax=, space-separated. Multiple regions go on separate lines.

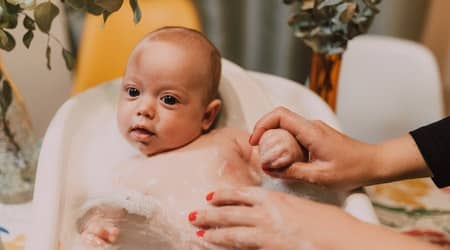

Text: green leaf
xmin=318 ymin=0 xmax=343 ymax=9
xmin=46 ymin=45 xmax=51 ymax=70
xmin=0 ymin=29 xmax=9 ymax=46
xmin=94 ymin=0 xmax=123 ymax=12
xmin=33 ymin=2 xmax=60 ymax=33
xmin=0 ymin=29 xmax=16 ymax=51
xmin=129 ymin=0 xmax=141 ymax=24
xmin=0 ymin=12 xmax=18 ymax=29
xmin=1 ymin=79 xmax=13 ymax=112
xmin=66 ymin=0 xmax=86 ymax=9
xmin=86 ymin=0 xmax=103 ymax=15
xmin=62 ymin=48 xmax=75 ymax=70
xmin=22 ymin=30 xmax=33 ymax=49
xmin=5 ymin=1 xmax=21 ymax=13
xmin=23 ymin=15 xmax=35 ymax=30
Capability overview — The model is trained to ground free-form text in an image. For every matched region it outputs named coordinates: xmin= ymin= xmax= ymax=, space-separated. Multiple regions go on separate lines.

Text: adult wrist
xmin=368 ymin=135 xmax=431 ymax=186
xmin=358 ymin=142 xmax=385 ymax=187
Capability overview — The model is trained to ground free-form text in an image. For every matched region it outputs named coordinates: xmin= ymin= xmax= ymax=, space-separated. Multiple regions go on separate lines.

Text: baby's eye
xmin=161 ymin=95 xmax=179 ymax=105
xmin=127 ymin=87 xmax=140 ymax=97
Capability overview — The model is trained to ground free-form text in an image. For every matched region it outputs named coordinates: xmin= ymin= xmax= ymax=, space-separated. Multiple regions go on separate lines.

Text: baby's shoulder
xmin=208 ymin=127 xmax=250 ymax=140
xmin=206 ymin=127 xmax=253 ymax=155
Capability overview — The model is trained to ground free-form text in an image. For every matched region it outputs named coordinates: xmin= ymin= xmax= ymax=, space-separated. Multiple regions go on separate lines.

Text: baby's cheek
xmin=117 ymin=109 xmax=130 ymax=133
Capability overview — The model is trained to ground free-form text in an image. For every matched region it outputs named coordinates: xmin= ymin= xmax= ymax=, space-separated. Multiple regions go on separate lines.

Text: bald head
xmin=133 ymin=26 xmax=222 ymax=102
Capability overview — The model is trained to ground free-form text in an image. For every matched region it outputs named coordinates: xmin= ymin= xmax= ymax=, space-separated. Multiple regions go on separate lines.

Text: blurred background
xmin=2 ymin=1 xmax=450 ymax=249
xmin=0 ymin=0 xmax=447 ymax=138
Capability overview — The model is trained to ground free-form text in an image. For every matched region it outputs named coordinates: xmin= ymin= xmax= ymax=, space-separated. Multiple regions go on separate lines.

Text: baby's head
xmin=117 ymin=26 xmax=222 ymax=156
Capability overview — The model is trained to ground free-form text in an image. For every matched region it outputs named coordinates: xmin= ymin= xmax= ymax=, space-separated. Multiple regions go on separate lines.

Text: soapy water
xmin=70 ymin=177 xmax=343 ymax=250
xmin=73 ymin=190 xmax=226 ymax=250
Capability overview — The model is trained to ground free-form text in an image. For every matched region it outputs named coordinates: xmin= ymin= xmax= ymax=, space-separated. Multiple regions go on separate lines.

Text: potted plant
xmin=283 ymin=0 xmax=381 ymax=110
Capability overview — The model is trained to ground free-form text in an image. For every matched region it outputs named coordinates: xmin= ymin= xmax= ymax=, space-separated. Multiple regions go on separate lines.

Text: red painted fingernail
xmin=196 ymin=230 xmax=205 ymax=238
xmin=262 ymin=164 xmax=272 ymax=171
xmin=248 ymin=134 xmax=253 ymax=144
xmin=188 ymin=211 xmax=197 ymax=222
xmin=206 ymin=192 xmax=214 ymax=201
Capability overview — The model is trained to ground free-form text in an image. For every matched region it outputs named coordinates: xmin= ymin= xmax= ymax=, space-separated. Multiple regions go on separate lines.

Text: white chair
xmin=28 ymin=59 xmax=378 ymax=250
xmin=249 ymin=71 xmax=340 ymax=130
xmin=336 ymin=35 xmax=445 ymax=143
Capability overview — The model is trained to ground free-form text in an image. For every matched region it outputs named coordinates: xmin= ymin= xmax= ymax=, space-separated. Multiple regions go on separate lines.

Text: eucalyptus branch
xmin=284 ymin=0 xmax=382 ymax=54
xmin=0 ymin=0 xmax=141 ymax=69
xmin=49 ymin=33 xmax=65 ymax=49
xmin=19 ymin=12 xmax=65 ymax=50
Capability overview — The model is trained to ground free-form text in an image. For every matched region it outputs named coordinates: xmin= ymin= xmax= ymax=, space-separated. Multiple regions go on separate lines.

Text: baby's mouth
xmin=130 ymin=127 xmax=155 ymax=141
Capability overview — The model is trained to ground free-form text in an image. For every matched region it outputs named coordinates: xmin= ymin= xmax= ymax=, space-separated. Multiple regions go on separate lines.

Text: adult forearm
xmin=369 ymin=135 xmax=432 ymax=186
xmin=346 ymin=221 xmax=443 ymax=250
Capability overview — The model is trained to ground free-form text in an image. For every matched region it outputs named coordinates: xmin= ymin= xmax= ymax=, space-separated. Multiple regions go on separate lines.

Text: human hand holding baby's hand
xmin=250 ymin=107 xmax=376 ymax=191
xmin=258 ymin=128 xmax=306 ymax=170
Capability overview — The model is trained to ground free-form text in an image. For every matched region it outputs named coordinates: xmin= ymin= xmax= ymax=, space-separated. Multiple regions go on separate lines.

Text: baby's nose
xmin=137 ymin=98 xmax=156 ymax=118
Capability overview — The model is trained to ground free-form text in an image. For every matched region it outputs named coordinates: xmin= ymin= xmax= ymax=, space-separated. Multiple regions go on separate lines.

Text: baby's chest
xmin=116 ymin=148 xmax=239 ymax=201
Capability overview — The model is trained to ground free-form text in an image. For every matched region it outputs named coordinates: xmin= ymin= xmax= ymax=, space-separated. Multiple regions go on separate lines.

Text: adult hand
xmin=189 ymin=187 xmax=441 ymax=250
xmin=190 ymin=187 xmax=360 ymax=250
xmin=249 ymin=107 xmax=431 ymax=191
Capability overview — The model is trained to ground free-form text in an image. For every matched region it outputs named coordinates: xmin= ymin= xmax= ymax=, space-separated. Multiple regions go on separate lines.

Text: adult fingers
xmin=250 ymin=107 xmax=316 ymax=147
xmin=206 ymin=187 xmax=266 ymax=207
xmin=263 ymin=161 xmax=321 ymax=184
xmin=202 ymin=227 xmax=263 ymax=249
xmin=191 ymin=206 xmax=261 ymax=228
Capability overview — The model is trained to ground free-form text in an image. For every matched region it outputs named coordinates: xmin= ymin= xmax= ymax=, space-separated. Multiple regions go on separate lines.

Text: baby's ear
xmin=202 ymin=99 xmax=222 ymax=130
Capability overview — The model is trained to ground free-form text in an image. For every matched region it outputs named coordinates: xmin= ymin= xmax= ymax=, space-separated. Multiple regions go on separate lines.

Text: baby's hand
xmin=81 ymin=218 xmax=120 ymax=248
xmin=79 ymin=205 xmax=126 ymax=249
xmin=258 ymin=129 xmax=306 ymax=170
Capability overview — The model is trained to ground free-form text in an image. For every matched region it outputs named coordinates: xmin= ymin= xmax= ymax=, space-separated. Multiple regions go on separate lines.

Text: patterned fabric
xmin=366 ymin=178 xmax=450 ymax=249
xmin=0 ymin=203 xmax=31 ymax=250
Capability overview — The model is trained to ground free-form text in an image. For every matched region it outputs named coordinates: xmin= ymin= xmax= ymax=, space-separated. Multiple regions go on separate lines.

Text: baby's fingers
xmin=260 ymin=145 xmax=285 ymax=168
xmin=106 ymin=226 xmax=120 ymax=243
xmin=81 ymin=232 xmax=109 ymax=248
xmin=85 ymin=223 xmax=120 ymax=243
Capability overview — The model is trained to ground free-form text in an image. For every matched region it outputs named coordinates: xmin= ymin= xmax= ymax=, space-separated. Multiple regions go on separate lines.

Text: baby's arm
xmin=77 ymin=204 xmax=126 ymax=248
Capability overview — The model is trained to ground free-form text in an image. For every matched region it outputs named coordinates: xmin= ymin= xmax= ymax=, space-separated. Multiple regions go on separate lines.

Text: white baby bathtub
xmin=27 ymin=59 xmax=378 ymax=250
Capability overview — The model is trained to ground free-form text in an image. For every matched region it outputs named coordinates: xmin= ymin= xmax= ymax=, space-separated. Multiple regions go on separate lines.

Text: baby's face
xmin=118 ymin=41 xmax=213 ymax=155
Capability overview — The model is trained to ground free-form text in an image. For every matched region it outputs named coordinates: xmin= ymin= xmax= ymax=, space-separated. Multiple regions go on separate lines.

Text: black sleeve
xmin=409 ymin=117 xmax=450 ymax=188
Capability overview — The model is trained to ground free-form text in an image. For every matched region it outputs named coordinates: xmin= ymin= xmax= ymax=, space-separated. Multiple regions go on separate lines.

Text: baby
xmin=77 ymin=27 xmax=304 ymax=250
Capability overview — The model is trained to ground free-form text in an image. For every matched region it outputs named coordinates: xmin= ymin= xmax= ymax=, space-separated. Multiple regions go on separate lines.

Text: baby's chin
xmin=135 ymin=143 xmax=162 ymax=156
xmin=129 ymin=134 xmax=201 ymax=156
xmin=134 ymin=141 xmax=179 ymax=156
